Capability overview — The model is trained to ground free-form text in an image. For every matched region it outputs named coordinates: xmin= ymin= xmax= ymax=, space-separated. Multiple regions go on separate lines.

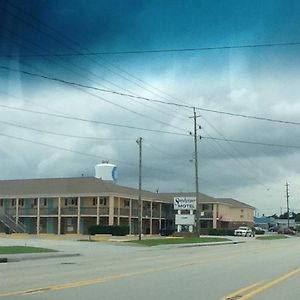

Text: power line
xmin=2 ymin=64 xmax=300 ymax=127
xmin=0 ymin=120 xmax=131 ymax=141
xmin=2 ymin=95 xmax=300 ymax=151
xmin=0 ymin=103 xmax=190 ymax=137
xmin=1 ymin=3 xmax=192 ymax=124
xmin=0 ymin=6 xmax=190 ymax=129
xmin=202 ymin=136 xmax=300 ymax=150
xmin=0 ymin=132 xmax=113 ymax=162
xmin=1 ymin=101 xmax=300 ymax=150
xmin=1 ymin=41 xmax=300 ymax=57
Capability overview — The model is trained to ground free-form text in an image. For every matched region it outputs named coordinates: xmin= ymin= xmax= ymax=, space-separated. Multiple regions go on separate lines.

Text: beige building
xmin=0 ymin=177 xmax=254 ymax=234
xmin=158 ymin=193 xmax=254 ymax=230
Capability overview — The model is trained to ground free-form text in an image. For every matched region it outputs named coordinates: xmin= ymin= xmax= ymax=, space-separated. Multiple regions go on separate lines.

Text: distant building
xmin=276 ymin=219 xmax=296 ymax=229
xmin=254 ymin=216 xmax=276 ymax=230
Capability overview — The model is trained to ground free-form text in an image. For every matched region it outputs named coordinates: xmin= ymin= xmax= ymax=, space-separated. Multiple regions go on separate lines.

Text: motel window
xmin=100 ymin=197 xmax=107 ymax=206
xmin=0 ymin=199 xmax=3 ymax=207
xmin=41 ymin=198 xmax=47 ymax=206
xmin=124 ymin=199 xmax=130 ymax=207
xmin=92 ymin=198 xmax=97 ymax=206
xmin=202 ymin=204 xmax=212 ymax=211
xmin=65 ymin=198 xmax=78 ymax=206
xmin=19 ymin=199 xmax=24 ymax=207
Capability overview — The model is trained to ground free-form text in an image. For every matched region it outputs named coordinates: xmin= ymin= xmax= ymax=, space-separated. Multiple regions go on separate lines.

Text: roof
xmin=0 ymin=177 xmax=156 ymax=200
xmin=216 ymin=198 xmax=255 ymax=209
xmin=0 ymin=177 xmax=254 ymax=209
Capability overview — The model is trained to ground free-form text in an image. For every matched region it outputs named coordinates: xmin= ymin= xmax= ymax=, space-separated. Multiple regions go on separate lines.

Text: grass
xmin=256 ymin=235 xmax=288 ymax=240
xmin=127 ymin=237 xmax=231 ymax=246
xmin=0 ymin=246 xmax=56 ymax=254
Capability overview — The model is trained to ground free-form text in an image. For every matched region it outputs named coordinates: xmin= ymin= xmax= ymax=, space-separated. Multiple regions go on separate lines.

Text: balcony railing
xmin=143 ymin=209 xmax=151 ymax=217
xmin=61 ymin=207 xmax=77 ymax=215
xmin=99 ymin=207 xmax=109 ymax=215
xmin=80 ymin=207 xmax=97 ymax=215
xmin=119 ymin=208 xmax=130 ymax=216
xmin=18 ymin=208 xmax=37 ymax=216
xmin=131 ymin=208 xmax=139 ymax=217
xmin=40 ymin=208 xmax=58 ymax=215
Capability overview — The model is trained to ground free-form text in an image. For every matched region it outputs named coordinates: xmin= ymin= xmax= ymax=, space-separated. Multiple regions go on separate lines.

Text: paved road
xmin=0 ymin=236 xmax=299 ymax=299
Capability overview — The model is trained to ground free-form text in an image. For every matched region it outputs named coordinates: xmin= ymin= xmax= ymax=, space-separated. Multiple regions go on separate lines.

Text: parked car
xmin=278 ymin=228 xmax=296 ymax=235
xmin=268 ymin=225 xmax=279 ymax=232
xmin=159 ymin=228 xmax=175 ymax=236
xmin=234 ymin=226 xmax=253 ymax=237
xmin=254 ymin=227 xmax=265 ymax=235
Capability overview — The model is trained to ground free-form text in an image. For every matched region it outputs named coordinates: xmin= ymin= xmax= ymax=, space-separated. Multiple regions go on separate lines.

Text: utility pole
xmin=285 ymin=182 xmax=290 ymax=228
xmin=136 ymin=137 xmax=143 ymax=240
xmin=191 ymin=107 xmax=201 ymax=236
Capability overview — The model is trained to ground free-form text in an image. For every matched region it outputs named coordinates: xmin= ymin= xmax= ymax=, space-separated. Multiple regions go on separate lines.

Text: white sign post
xmin=174 ymin=197 xmax=197 ymax=233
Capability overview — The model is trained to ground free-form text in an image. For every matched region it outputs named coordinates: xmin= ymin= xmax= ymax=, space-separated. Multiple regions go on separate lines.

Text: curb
xmin=0 ymin=252 xmax=80 ymax=263
xmin=178 ymin=241 xmax=245 ymax=247
xmin=158 ymin=241 xmax=245 ymax=249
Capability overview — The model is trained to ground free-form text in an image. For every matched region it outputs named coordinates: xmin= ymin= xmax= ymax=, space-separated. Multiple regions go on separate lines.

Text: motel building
xmin=0 ymin=164 xmax=254 ymax=235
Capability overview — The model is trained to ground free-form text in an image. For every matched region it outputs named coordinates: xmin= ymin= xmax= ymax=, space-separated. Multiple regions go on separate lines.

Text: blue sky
xmin=1 ymin=0 xmax=300 ymax=215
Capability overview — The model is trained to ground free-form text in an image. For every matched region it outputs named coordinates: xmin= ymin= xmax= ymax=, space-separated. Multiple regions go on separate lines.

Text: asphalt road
xmin=0 ymin=236 xmax=300 ymax=300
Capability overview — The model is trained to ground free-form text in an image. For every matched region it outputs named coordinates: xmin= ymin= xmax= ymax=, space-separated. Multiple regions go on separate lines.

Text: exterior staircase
xmin=0 ymin=213 xmax=26 ymax=233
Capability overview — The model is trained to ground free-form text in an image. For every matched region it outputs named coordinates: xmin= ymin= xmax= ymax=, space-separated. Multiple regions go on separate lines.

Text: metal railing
xmin=61 ymin=207 xmax=78 ymax=215
xmin=0 ymin=213 xmax=26 ymax=233
xmin=39 ymin=208 xmax=58 ymax=215
xmin=18 ymin=208 xmax=37 ymax=216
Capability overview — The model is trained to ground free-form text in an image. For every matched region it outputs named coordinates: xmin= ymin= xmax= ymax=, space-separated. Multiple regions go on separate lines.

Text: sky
xmin=1 ymin=0 xmax=300 ymax=216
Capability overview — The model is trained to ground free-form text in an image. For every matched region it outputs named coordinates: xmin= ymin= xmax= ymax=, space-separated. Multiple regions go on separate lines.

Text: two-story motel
xmin=0 ymin=175 xmax=254 ymax=235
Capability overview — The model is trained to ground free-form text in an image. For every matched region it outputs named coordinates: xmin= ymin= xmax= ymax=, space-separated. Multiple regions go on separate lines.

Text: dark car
xmin=159 ymin=228 xmax=175 ymax=236
xmin=269 ymin=225 xmax=279 ymax=232
xmin=278 ymin=228 xmax=296 ymax=235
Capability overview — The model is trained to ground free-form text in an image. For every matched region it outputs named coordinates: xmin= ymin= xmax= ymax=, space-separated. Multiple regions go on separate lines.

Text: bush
xmin=88 ymin=225 xmax=129 ymax=236
xmin=207 ymin=228 xmax=235 ymax=236
xmin=255 ymin=229 xmax=265 ymax=235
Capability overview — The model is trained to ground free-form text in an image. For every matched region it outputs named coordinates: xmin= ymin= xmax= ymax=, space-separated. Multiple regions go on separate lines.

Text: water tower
xmin=95 ymin=161 xmax=117 ymax=181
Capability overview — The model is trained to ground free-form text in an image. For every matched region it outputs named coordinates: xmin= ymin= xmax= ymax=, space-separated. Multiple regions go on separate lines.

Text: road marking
xmin=0 ymin=255 xmax=233 ymax=298
xmin=240 ymin=267 xmax=300 ymax=299
xmin=222 ymin=267 xmax=300 ymax=300
xmin=220 ymin=282 xmax=264 ymax=300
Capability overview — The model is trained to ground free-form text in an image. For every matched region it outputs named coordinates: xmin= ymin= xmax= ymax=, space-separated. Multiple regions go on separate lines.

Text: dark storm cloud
xmin=1 ymin=0 xmax=300 ymax=215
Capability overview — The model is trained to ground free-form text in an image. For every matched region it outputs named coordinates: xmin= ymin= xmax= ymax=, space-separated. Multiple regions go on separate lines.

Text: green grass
xmin=127 ymin=237 xmax=231 ymax=246
xmin=256 ymin=235 xmax=288 ymax=240
xmin=0 ymin=246 xmax=56 ymax=254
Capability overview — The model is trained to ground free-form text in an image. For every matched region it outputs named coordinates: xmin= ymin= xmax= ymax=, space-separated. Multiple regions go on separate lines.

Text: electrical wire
xmin=0 ymin=7 xmax=191 ymax=130
xmin=1 ymin=101 xmax=300 ymax=150
xmin=0 ymin=103 xmax=190 ymax=137
xmin=1 ymin=42 xmax=300 ymax=57
xmin=2 ymin=64 xmax=300 ymax=127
